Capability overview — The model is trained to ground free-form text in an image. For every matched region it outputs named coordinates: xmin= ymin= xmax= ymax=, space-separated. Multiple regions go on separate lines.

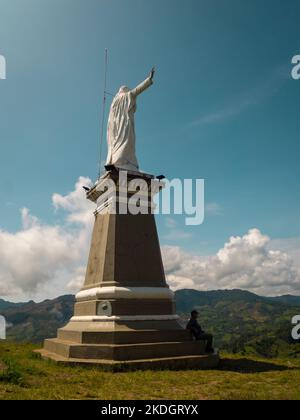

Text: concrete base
xmin=35 ymin=348 xmax=220 ymax=371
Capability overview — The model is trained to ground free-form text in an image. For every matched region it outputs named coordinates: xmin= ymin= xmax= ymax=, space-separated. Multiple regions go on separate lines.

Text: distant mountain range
xmin=0 ymin=295 xmax=75 ymax=343
xmin=0 ymin=299 xmax=26 ymax=311
xmin=1 ymin=289 xmax=300 ymax=358
xmin=175 ymin=289 xmax=300 ymax=309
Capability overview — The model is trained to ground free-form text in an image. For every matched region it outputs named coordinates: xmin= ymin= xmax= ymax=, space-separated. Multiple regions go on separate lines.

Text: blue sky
xmin=0 ymin=0 xmax=300 ymax=259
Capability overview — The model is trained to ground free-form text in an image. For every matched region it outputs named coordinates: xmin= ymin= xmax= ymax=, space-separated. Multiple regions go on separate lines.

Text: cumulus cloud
xmin=52 ymin=176 xmax=94 ymax=225
xmin=162 ymin=229 xmax=300 ymax=296
xmin=0 ymin=177 xmax=94 ymax=301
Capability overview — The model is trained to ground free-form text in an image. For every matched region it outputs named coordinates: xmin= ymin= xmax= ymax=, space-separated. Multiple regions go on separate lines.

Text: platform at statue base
xmin=36 ymin=322 xmax=220 ymax=371
xmin=36 ymin=348 xmax=219 ymax=371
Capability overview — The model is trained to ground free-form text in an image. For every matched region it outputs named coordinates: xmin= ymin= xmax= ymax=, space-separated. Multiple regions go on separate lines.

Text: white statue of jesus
xmin=106 ymin=68 xmax=155 ymax=172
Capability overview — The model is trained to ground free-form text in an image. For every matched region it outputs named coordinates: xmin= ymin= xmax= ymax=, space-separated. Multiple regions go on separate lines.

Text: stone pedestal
xmin=37 ymin=169 xmax=219 ymax=370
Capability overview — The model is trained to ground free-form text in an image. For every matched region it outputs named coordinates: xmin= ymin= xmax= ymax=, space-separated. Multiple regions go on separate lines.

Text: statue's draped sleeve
xmin=131 ymin=77 xmax=153 ymax=98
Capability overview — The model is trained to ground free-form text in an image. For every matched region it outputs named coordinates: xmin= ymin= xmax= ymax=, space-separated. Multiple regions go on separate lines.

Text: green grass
xmin=0 ymin=341 xmax=300 ymax=400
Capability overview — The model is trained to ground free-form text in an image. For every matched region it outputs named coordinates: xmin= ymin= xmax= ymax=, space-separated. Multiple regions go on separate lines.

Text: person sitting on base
xmin=186 ymin=310 xmax=214 ymax=353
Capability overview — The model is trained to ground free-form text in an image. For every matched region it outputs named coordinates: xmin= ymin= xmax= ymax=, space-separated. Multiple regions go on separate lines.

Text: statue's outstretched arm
xmin=131 ymin=68 xmax=155 ymax=97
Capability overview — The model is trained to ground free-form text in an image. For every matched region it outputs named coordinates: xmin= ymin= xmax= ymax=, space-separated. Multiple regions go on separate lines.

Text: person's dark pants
xmin=196 ymin=333 xmax=214 ymax=353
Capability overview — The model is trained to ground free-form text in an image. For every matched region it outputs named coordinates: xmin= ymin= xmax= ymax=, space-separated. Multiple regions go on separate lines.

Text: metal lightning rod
xmin=98 ymin=49 xmax=108 ymax=180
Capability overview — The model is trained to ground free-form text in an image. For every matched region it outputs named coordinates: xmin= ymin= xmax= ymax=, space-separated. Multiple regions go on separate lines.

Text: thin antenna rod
xmin=98 ymin=49 xmax=108 ymax=179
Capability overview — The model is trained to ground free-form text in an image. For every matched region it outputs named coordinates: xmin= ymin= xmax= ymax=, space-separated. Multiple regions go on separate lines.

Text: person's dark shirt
xmin=186 ymin=318 xmax=204 ymax=337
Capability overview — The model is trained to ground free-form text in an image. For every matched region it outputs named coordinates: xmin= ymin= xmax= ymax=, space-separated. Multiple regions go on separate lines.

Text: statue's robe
xmin=106 ymin=76 xmax=153 ymax=172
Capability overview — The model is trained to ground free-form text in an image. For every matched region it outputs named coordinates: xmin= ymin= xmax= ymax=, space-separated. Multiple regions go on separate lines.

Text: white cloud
xmin=268 ymin=237 xmax=300 ymax=262
xmin=166 ymin=275 xmax=196 ymax=290
xmin=162 ymin=228 xmax=300 ymax=296
xmin=0 ymin=177 xmax=94 ymax=301
xmin=66 ymin=265 xmax=87 ymax=292
xmin=52 ymin=176 xmax=94 ymax=225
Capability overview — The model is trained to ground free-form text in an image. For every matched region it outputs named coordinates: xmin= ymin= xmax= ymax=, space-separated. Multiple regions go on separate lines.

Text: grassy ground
xmin=0 ymin=341 xmax=300 ymax=400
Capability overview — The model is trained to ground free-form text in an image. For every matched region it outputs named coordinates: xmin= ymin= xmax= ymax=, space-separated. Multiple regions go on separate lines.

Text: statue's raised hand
xmin=149 ymin=67 xmax=155 ymax=80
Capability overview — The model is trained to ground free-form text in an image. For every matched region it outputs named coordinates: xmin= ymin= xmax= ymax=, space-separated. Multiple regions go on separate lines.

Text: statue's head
xmin=119 ymin=86 xmax=130 ymax=94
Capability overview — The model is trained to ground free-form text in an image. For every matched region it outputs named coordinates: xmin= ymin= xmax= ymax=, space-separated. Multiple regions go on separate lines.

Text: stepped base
xmin=35 ymin=348 xmax=219 ymax=371
xmin=36 ymin=321 xmax=220 ymax=370
xmin=43 ymin=338 xmax=209 ymax=360
xmin=57 ymin=322 xmax=192 ymax=344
